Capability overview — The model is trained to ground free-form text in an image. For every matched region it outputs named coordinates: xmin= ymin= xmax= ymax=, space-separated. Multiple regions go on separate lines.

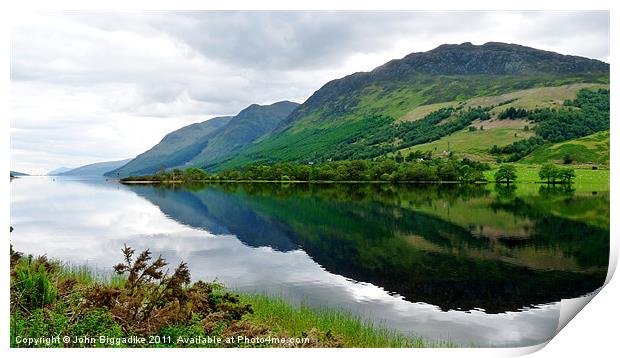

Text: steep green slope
xmin=208 ymin=42 xmax=608 ymax=170
xmin=521 ymin=130 xmax=610 ymax=165
xmin=187 ymin=101 xmax=299 ymax=168
xmin=110 ymin=101 xmax=299 ymax=177
xmin=109 ymin=116 xmax=233 ymax=177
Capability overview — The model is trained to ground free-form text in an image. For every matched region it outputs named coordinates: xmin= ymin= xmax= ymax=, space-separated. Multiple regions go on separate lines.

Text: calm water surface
xmin=10 ymin=176 xmax=609 ymax=347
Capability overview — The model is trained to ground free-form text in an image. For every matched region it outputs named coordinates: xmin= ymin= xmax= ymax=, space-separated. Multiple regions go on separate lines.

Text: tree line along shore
xmin=119 ymin=159 xmax=587 ymax=186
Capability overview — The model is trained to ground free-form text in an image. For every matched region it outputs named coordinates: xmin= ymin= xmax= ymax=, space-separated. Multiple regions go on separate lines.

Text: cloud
xmin=10 ymin=11 xmax=609 ymax=174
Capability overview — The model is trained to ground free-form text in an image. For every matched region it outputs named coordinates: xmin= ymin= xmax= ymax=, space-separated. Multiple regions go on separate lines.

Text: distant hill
xmin=207 ymin=42 xmax=608 ymax=170
xmin=107 ymin=116 xmax=233 ymax=177
xmin=10 ymin=171 xmax=29 ymax=177
xmin=109 ymin=101 xmax=298 ymax=177
xmin=47 ymin=167 xmax=74 ymax=176
xmin=57 ymin=158 xmax=132 ymax=176
xmin=186 ymin=101 xmax=299 ymax=168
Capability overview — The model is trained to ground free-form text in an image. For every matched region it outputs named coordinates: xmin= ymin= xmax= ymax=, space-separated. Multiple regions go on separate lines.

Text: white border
xmin=1 ymin=1 xmax=616 ymax=357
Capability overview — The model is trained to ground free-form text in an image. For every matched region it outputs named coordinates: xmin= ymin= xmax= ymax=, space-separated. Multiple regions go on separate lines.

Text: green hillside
xmin=109 ymin=101 xmax=298 ymax=177
xmin=521 ymin=130 xmax=610 ymax=165
xmin=117 ymin=42 xmax=609 ymax=175
xmin=187 ymin=101 xmax=299 ymax=168
xmin=401 ymin=119 xmax=534 ymax=162
xmin=396 ymin=83 xmax=609 ymax=162
xmin=399 ymin=82 xmax=608 ymax=122
xmin=109 ymin=116 xmax=233 ymax=177
xmin=212 ymin=83 xmax=608 ymax=170
xmin=206 ymin=43 xmax=608 ymax=171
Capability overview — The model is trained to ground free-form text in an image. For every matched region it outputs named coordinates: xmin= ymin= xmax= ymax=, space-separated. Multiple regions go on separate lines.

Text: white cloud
xmin=10 ymin=11 xmax=609 ymax=174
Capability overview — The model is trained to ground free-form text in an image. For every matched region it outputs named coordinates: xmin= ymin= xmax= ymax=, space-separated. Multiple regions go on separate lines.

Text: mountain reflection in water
xmin=10 ymin=177 xmax=609 ymax=346
xmin=126 ymin=182 xmax=609 ymax=314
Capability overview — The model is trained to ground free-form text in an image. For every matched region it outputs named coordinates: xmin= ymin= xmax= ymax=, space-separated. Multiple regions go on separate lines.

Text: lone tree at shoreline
xmin=494 ymin=164 xmax=517 ymax=185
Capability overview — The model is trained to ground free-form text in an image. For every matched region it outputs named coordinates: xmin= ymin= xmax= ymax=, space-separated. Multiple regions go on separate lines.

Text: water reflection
xmin=126 ymin=182 xmax=608 ymax=314
xmin=9 ymin=177 xmax=609 ymax=347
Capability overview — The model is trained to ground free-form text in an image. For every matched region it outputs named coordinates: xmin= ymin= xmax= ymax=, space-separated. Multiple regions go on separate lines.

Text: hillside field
xmin=400 ymin=119 xmax=533 ymax=161
xmin=395 ymin=84 xmax=609 ymax=164
xmin=521 ymin=130 xmax=610 ymax=165
xmin=398 ymin=83 xmax=608 ymax=122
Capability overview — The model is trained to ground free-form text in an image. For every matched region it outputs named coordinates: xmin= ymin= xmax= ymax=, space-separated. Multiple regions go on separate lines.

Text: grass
xmin=401 ymin=120 xmax=533 ymax=162
xmin=11 ymin=250 xmax=449 ymax=348
xmin=397 ymin=83 xmax=610 ymax=163
xmin=398 ymin=100 xmax=459 ymax=122
xmin=483 ymin=163 xmax=610 ymax=192
xmin=467 ymin=83 xmax=608 ymax=114
xmin=521 ymin=130 xmax=610 ymax=165
xmin=57 ymin=263 xmax=126 ymax=288
xmin=238 ymin=293 xmax=448 ymax=348
xmin=398 ymin=83 xmax=608 ymax=123
xmin=354 ymin=83 xmax=428 ymax=120
xmin=211 ymin=76 xmax=608 ymax=171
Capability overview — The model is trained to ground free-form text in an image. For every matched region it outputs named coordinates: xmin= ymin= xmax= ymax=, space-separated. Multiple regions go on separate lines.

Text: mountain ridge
xmin=187 ymin=100 xmax=299 ymax=168
xmin=275 ymin=42 xmax=608 ymax=132
xmin=57 ymin=158 xmax=133 ymax=176
xmin=109 ymin=100 xmax=299 ymax=177
xmin=112 ymin=42 xmax=609 ymax=175
xmin=107 ymin=116 xmax=233 ymax=177
xmin=47 ymin=167 xmax=74 ymax=176
xmin=206 ymin=42 xmax=608 ymax=170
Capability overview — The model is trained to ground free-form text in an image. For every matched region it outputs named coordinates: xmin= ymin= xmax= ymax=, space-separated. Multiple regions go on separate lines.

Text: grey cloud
xmin=154 ymin=11 xmax=494 ymax=70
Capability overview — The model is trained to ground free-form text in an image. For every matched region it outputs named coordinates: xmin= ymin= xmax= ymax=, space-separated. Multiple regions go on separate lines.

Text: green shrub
xmin=12 ymin=257 xmax=57 ymax=310
xmin=538 ymin=163 xmax=576 ymax=184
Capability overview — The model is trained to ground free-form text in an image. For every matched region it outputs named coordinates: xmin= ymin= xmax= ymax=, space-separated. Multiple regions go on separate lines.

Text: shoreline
xmin=118 ymin=179 xmax=599 ymax=185
xmin=118 ymin=179 xmax=485 ymax=184
xmin=114 ymin=163 xmax=609 ymax=187
xmin=10 ymin=249 xmax=448 ymax=348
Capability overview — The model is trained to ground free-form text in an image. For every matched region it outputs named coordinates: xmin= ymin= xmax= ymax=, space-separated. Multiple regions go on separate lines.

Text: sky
xmin=10 ymin=11 xmax=609 ymax=174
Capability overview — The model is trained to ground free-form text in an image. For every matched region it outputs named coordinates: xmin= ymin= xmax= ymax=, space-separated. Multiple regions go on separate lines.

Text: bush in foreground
xmin=10 ymin=245 xmax=437 ymax=348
